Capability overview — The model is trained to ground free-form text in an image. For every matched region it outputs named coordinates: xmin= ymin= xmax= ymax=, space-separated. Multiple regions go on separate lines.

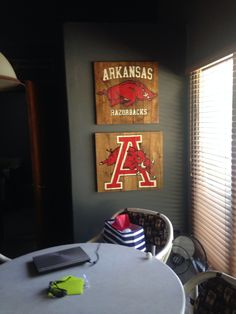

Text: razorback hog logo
xmin=97 ymin=80 xmax=156 ymax=107
xmin=100 ymin=146 xmax=153 ymax=174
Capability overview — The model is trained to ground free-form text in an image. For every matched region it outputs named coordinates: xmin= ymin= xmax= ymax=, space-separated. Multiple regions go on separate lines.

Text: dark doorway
xmin=0 ymin=87 xmax=38 ymax=257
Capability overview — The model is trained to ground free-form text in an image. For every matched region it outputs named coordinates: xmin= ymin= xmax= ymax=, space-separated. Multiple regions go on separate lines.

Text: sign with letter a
xmin=94 ymin=61 xmax=158 ymax=124
xmin=95 ymin=132 xmax=163 ymax=192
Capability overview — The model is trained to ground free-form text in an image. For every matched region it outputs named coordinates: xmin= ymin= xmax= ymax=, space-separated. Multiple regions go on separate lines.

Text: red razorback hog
xmin=100 ymin=146 xmax=153 ymax=174
xmin=97 ymin=80 xmax=157 ymax=107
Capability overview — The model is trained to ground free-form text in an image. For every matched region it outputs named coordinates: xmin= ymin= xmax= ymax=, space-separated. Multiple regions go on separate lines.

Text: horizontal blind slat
xmin=192 ymin=204 xmax=232 ymax=235
xmin=190 ymin=55 xmax=234 ymax=274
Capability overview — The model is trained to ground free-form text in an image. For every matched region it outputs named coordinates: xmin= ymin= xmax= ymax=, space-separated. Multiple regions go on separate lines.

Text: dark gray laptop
xmin=33 ymin=246 xmax=91 ymax=273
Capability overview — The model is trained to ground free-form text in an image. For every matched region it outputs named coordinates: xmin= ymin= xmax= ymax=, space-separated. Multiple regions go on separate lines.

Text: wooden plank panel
xmin=94 ymin=61 xmax=158 ymax=124
xmin=95 ymin=132 xmax=163 ymax=192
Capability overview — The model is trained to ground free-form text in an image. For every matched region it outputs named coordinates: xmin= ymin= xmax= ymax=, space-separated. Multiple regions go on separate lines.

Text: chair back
xmin=184 ymin=271 xmax=236 ymax=313
xmin=111 ymin=208 xmax=174 ymax=263
xmin=0 ymin=253 xmax=11 ymax=264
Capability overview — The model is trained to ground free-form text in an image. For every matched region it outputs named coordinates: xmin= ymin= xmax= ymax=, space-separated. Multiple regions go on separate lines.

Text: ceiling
xmin=1 ymin=1 xmax=189 ymax=24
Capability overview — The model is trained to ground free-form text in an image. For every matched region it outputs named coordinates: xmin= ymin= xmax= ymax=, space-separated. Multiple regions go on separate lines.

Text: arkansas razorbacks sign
xmin=94 ymin=61 xmax=158 ymax=124
xmin=95 ymin=132 xmax=163 ymax=192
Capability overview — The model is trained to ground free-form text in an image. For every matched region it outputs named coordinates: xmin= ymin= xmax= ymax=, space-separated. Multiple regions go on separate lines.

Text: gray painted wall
xmin=187 ymin=0 xmax=236 ymax=69
xmin=64 ymin=23 xmax=187 ymax=242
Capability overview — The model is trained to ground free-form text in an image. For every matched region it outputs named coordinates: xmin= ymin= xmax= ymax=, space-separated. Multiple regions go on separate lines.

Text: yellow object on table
xmin=48 ymin=275 xmax=85 ymax=297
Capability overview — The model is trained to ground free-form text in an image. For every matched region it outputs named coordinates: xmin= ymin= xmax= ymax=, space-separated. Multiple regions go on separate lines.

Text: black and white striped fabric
xmin=103 ymin=219 xmax=146 ymax=251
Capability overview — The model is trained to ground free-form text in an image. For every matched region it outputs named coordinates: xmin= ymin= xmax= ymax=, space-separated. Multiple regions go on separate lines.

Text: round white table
xmin=0 ymin=243 xmax=185 ymax=314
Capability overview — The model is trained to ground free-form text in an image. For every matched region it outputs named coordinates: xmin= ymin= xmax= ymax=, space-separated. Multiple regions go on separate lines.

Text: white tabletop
xmin=0 ymin=243 xmax=185 ymax=314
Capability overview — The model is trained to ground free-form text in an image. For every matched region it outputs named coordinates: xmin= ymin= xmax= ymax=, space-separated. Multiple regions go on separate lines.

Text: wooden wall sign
xmin=95 ymin=132 xmax=163 ymax=192
xmin=94 ymin=61 xmax=158 ymax=124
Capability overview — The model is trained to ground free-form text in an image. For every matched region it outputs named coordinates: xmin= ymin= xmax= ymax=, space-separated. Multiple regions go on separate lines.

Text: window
xmin=190 ymin=54 xmax=236 ymax=276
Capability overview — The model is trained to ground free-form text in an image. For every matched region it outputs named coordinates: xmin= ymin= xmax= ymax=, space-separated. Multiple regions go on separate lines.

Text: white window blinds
xmin=190 ymin=54 xmax=236 ymax=276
